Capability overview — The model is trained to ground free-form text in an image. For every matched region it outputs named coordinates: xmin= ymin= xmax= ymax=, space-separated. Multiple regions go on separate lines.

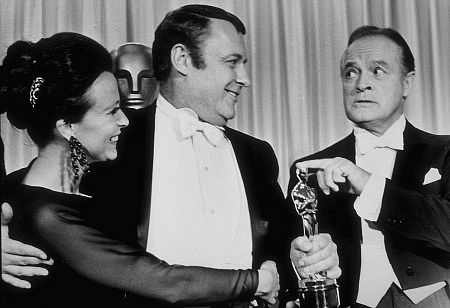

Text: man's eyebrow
xmin=225 ymin=53 xmax=243 ymax=60
xmin=343 ymin=61 xmax=358 ymax=70
xmin=370 ymin=59 xmax=390 ymax=68
xmin=221 ymin=52 xmax=249 ymax=64
xmin=223 ymin=53 xmax=248 ymax=64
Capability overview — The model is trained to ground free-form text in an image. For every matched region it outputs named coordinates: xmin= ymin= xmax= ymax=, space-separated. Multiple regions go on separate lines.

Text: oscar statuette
xmin=291 ymin=168 xmax=340 ymax=308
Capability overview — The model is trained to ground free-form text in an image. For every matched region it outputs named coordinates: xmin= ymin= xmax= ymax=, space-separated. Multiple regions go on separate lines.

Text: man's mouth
xmin=226 ymin=89 xmax=239 ymax=98
xmin=355 ymin=99 xmax=375 ymax=104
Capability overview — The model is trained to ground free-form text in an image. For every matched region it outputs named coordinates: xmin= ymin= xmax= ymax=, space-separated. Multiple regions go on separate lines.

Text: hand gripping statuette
xmin=291 ymin=168 xmax=340 ymax=308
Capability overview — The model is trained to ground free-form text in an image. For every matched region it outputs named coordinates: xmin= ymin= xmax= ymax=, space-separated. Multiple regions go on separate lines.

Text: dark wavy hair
xmin=152 ymin=4 xmax=246 ymax=83
xmin=348 ymin=25 xmax=415 ymax=74
xmin=0 ymin=32 xmax=112 ymax=147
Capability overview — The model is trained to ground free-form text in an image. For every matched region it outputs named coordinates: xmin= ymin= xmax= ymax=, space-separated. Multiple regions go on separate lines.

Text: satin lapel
xmin=391 ymin=122 xmax=426 ymax=185
xmin=136 ymin=104 xmax=156 ymax=249
xmin=337 ymin=133 xmax=356 ymax=163
xmin=333 ymin=134 xmax=361 ymax=240
xmin=223 ymin=128 xmax=259 ymax=249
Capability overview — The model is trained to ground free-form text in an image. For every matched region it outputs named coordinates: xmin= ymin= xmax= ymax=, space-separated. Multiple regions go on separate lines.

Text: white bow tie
xmin=354 ymin=130 xmax=403 ymax=155
xmin=176 ymin=113 xmax=225 ymax=146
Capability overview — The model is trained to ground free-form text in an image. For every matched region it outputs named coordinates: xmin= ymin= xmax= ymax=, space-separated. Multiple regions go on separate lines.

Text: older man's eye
xmin=374 ymin=67 xmax=386 ymax=76
xmin=345 ymin=69 xmax=357 ymax=79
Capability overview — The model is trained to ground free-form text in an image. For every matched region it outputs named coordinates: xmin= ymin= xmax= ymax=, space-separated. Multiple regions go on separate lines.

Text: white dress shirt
xmin=146 ymin=95 xmax=253 ymax=270
xmin=353 ymin=115 xmax=445 ymax=306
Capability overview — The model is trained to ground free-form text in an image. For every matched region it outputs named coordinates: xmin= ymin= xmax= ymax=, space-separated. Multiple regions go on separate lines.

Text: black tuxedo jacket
xmin=285 ymin=122 xmax=450 ymax=307
xmin=82 ymin=103 xmax=286 ymax=306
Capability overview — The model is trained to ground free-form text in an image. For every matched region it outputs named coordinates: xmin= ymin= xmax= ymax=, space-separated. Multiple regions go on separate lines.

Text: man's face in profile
xmin=112 ymin=44 xmax=159 ymax=109
xmin=340 ymin=35 xmax=412 ymax=134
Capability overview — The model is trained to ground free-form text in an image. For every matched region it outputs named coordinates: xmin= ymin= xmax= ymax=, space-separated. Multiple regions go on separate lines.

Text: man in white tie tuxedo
xmin=2 ymin=4 xmax=340 ymax=307
xmin=88 ymin=4 xmax=341 ymax=307
xmin=286 ymin=26 xmax=450 ymax=308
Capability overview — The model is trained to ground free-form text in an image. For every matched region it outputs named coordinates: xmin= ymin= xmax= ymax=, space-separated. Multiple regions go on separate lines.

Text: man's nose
xmin=356 ymin=73 xmax=373 ymax=92
xmin=236 ymin=64 xmax=250 ymax=87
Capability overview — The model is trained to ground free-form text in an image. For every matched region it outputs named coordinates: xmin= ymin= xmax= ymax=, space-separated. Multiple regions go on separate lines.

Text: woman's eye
xmin=110 ymin=107 xmax=120 ymax=115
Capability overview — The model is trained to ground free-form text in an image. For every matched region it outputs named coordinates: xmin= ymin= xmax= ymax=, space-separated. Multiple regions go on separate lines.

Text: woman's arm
xmin=28 ymin=200 xmax=259 ymax=306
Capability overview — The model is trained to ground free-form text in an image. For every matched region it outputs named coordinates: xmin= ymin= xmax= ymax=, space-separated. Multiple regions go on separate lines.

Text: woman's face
xmin=72 ymin=71 xmax=129 ymax=162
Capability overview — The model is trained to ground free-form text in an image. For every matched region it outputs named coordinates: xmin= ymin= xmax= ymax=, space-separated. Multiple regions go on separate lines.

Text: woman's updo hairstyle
xmin=0 ymin=32 xmax=112 ymax=147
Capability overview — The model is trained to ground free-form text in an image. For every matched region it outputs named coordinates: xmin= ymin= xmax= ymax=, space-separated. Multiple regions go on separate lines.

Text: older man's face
xmin=341 ymin=35 xmax=413 ymax=135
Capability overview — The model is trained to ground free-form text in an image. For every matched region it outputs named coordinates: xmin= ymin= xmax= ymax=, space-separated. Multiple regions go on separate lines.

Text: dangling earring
xmin=69 ymin=136 xmax=89 ymax=181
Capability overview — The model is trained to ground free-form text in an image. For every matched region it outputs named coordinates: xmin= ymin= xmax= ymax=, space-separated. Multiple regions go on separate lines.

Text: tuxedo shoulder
xmin=224 ymin=126 xmax=271 ymax=147
xmin=294 ymin=134 xmax=353 ymax=164
xmin=408 ymin=125 xmax=450 ymax=147
xmin=288 ymin=134 xmax=353 ymax=178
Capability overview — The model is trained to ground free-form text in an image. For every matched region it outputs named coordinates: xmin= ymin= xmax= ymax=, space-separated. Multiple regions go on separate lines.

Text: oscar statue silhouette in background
xmin=111 ymin=43 xmax=159 ymax=109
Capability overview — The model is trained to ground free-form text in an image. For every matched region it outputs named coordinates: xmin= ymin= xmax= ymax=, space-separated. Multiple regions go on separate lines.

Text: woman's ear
xmin=171 ymin=43 xmax=191 ymax=76
xmin=56 ymin=119 xmax=74 ymax=141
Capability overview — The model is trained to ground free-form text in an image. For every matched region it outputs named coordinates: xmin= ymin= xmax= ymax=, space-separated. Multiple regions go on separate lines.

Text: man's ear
xmin=56 ymin=119 xmax=74 ymax=141
xmin=171 ymin=43 xmax=191 ymax=76
xmin=402 ymin=71 xmax=415 ymax=98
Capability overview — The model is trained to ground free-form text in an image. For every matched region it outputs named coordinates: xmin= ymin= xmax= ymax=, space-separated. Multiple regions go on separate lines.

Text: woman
xmin=0 ymin=33 xmax=271 ymax=307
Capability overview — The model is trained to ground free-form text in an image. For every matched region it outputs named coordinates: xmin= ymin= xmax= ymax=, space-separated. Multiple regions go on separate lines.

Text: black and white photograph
xmin=1 ymin=1 xmax=449 ymax=307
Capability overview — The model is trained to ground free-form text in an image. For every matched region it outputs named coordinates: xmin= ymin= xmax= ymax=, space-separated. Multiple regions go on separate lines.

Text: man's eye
xmin=345 ymin=69 xmax=357 ymax=79
xmin=374 ymin=67 xmax=385 ymax=76
xmin=227 ymin=59 xmax=238 ymax=67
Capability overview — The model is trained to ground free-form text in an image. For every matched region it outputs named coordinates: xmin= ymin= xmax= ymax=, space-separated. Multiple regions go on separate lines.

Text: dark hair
xmin=0 ymin=32 xmax=112 ymax=147
xmin=348 ymin=25 xmax=415 ymax=74
xmin=152 ymin=4 xmax=246 ymax=82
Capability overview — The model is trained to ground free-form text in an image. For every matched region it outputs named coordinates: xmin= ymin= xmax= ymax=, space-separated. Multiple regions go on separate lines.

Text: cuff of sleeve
xmin=354 ymin=174 xmax=386 ymax=221
xmin=241 ymin=269 xmax=259 ymax=300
